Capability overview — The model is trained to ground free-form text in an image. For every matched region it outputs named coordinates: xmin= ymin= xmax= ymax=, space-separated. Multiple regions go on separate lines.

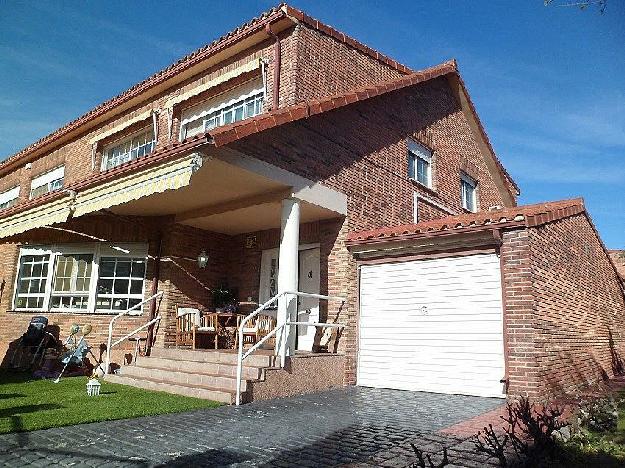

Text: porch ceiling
xmin=109 ymin=153 xmax=344 ymax=235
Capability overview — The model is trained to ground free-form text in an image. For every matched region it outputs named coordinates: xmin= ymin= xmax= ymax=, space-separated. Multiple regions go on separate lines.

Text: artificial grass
xmin=0 ymin=371 xmax=220 ymax=434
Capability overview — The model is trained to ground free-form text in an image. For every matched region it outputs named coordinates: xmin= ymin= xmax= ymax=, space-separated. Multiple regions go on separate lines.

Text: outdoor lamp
xmin=197 ymin=250 xmax=209 ymax=269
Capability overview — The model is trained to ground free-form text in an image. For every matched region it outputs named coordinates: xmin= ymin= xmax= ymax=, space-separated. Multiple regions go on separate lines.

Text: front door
xmin=296 ymin=248 xmax=320 ymax=351
xmin=259 ymin=246 xmax=320 ymax=351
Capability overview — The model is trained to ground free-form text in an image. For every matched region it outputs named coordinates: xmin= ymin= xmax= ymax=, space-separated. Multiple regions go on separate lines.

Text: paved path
xmin=0 ymin=387 xmax=503 ymax=467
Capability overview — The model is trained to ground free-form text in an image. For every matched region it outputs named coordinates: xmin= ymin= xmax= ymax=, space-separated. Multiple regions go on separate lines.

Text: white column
xmin=276 ymin=197 xmax=300 ymax=363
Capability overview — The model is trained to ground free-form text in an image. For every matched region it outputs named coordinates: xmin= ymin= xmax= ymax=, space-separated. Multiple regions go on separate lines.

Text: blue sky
xmin=0 ymin=1 xmax=623 ymax=248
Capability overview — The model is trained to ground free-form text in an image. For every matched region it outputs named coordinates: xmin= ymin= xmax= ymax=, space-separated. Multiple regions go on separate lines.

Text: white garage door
xmin=358 ymin=253 xmax=506 ymax=398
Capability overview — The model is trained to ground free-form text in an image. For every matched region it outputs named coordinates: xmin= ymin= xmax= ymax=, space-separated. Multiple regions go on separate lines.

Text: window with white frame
xmin=460 ymin=172 xmax=478 ymax=212
xmin=95 ymin=257 xmax=146 ymax=312
xmin=101 ymin=128 xmax=155 ymax=171
xmin=0 ymin=186 xmax=19 ymax=210
xmin=12 ymin=244 xmax=147 ymax=313
xmin=180 ymin=79 xmax=264 ymax=140
xmin=50 ymin=253 xmax=93 ymax=310
xmin=14 ymin=252 xmax=51 ymax=309
xmin=407 ymin=139 xmax=432 ymax=188
xmin=30 ymin=166 xmax=64 ymax=199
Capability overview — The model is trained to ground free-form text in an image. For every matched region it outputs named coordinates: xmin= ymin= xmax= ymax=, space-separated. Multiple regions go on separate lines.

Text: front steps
xmin=104 ymin=347 xmax=277 ymax=404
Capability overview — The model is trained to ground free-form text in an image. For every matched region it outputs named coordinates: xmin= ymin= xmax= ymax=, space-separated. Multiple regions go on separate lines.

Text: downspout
xmin=265 ymin=23 xmax=281 ymax=110
xmin=146 ymin=230 xmax=163 ymax=355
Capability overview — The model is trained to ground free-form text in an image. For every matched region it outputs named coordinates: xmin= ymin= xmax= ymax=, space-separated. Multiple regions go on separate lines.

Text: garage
xmin=357 ymin=252 xmax=506 ymax=398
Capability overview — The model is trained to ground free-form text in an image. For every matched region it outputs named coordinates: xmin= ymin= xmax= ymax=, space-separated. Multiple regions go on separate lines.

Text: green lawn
xmin=0 ymin=371 xmax=220 ymax=434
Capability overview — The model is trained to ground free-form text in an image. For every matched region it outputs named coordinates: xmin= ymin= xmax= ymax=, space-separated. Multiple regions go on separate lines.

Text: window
xmin=95 ymin=257 xmax=146 ymax=312
xmin=14 ymin=253 xmax=50 ymax=309
xmin=407 ymin=140 xmax=432 ymax=188
xmin=0 ymin=186 xmax=19 ymax=210
xmin=180 ymin=79 xmax=265 ymax=140
xmin=102 ymin=129 xmax=155 ymax=171
xmin=461 ymin=173 xmax=478 ymax=212
xmin=12 ymin=244 xmax=147 ymax=313
xmin=30 ymin=166 xmax=64 ymax=199
xmin=50 ymin=254 xmax=93 ymax=310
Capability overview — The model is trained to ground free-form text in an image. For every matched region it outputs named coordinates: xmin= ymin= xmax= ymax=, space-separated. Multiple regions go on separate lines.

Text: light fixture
xmin=197 ymin=250 xmax=209 ymax=269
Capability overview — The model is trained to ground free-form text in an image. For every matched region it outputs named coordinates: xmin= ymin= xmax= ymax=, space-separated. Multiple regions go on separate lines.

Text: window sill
xmin=408 ymin=178 xmax=438 ymax=197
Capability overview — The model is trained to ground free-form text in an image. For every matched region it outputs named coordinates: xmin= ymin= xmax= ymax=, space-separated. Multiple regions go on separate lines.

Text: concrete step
xmin=134 ymin=356 xmax=262 ymax=380
xmin=104 ymin=373 xmax=240 ymax=404
xmin=120 ymin=364 xmax=250 ymax=391
xmin=150 ymin=347 xmax=276 ymax=367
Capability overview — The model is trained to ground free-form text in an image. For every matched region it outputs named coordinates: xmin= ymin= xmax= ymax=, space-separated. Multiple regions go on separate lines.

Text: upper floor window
xmin=102 ymin=129 xmax=155 ymax=171
xmin=460 ymin=172 xmax=478 ymax=212
xmin=30 ymin=166 xmax=64 ymax=199
xmin=180 ymin=79 xmax=264 ymax=140
xmin=407 ymin=140 xmax=432 ymax=188
xmin=0 ymin=186 xmax=20 ymax=210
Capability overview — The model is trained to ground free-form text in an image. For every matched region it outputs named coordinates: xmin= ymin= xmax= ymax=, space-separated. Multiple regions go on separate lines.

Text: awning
xmin=164 ymin=59 xmax=261 ymax=109
xmin=0 ymin=195 xmax=73 ymax=239
xmin=72 ymin=153 xmax=204 ymax=218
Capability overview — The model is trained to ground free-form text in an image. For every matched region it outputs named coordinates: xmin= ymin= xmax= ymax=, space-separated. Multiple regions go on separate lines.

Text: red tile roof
xmin=346 ymin=198 xmax=585 ymax=246
xmin=0 ymin=3 xmax=411 ymax=176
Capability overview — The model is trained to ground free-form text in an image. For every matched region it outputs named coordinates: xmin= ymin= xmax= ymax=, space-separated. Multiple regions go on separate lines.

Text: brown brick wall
xmin=291 ymin=24 xmax=404 ymax=102
xmin=232 ymin=78 xmax=511 ymax=234
xmin=499 ymin=228 xmax=543 ymax=398
xmin=527 ymin=214 xmax=625 ymax=398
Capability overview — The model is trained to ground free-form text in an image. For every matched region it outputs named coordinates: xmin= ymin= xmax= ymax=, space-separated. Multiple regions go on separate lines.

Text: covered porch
xmin=0 ymin=144 xmax=348 ymax=376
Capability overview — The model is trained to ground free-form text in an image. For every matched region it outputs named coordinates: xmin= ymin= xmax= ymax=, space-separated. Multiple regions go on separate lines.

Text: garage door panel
xmin=357 ymin=253 xmax=506 ymax=398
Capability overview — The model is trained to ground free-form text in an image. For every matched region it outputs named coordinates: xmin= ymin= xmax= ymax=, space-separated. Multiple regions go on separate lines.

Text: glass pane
xmin=131 ymin=260 xmax=146 ymax=278
xmin=97 ymin=279 xmax=113 ymax=294
xmin=32 ymin=263 xmax=42 ymax=277
xmin=116 ymin=260 xmax=131 ymax=277
xmin=112 ymin=298 xmax=128 ymax=310
xmin=130 ymin=279 xmax=143 ymax=295
xmin=96 ymin=297 xmax=111 ymax=309
xmin=19 ymin=280 xmax=29 ymax=293
xmin=128 ymin=299 xmax=141 ymax=309
xmin=114 ymin=279 xmax=129 ymax=294
xmin=234 ymin=106 xmax=244 ymax=122
xmin=100 ymin=260 xmax=115 ymax=277
xmin=20 ymin=263 xmax=32 ymax=277
xmin=29 ymin=279 xmax=40 ymax=293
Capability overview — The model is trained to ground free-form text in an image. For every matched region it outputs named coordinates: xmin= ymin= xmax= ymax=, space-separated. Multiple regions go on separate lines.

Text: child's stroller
xmin=10 ymin=316 xmax=57 ymax=369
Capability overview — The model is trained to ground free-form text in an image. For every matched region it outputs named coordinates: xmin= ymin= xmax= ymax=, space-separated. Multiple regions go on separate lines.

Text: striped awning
xmin=0 ymin=196 xmax=73 ymax=239
xmin=72 ymin=153 xmax=203 ymax=218
xmin=0 ymin=153 xmax=204 ymax=239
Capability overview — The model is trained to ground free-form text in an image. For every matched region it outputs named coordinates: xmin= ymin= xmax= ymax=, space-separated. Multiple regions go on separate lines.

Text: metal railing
xmin=103 ymin=291 xmax=163 ymax=375
xmin=235 ymin=291 xmax=345 ymax=405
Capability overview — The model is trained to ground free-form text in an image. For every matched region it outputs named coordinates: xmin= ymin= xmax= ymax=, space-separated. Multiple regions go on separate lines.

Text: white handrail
xmin=235 ymin=291 xmax=345 ymax=405
xmin=104 ymin=291 xmax=163 ymax=374
xmin=111 ymin=316 xmax=161 ymax=348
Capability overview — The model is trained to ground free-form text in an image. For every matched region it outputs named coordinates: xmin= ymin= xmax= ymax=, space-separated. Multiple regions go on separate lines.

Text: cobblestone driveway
xmin=0 ymin=387 xmax=503 ymax=467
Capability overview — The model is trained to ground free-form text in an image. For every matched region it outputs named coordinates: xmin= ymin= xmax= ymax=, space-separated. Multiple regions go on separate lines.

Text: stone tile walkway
xmin=0 ymin=387 xmax=504 ymax=467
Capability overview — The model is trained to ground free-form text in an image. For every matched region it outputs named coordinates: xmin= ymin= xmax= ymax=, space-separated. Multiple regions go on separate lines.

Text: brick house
xmin=0 ymin=4 xmax=623 ymax=403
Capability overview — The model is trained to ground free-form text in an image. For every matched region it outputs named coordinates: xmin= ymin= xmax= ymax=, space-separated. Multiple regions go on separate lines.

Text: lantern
xmin=86 ymin=378 xmax=101 ymax=396
xmin=197 ymin=250 xmax=209 ymax=269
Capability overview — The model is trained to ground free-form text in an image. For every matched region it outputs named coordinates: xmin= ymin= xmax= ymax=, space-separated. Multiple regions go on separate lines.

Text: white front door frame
xmin=260 ymin=242 xmax=321 ymax=354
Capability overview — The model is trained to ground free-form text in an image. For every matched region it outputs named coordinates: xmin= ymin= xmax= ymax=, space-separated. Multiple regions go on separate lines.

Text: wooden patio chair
xmin=175 ymin=307 xmax=219 ymax=350
xmin=236 ymin=314 xmax=276 ymax=349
